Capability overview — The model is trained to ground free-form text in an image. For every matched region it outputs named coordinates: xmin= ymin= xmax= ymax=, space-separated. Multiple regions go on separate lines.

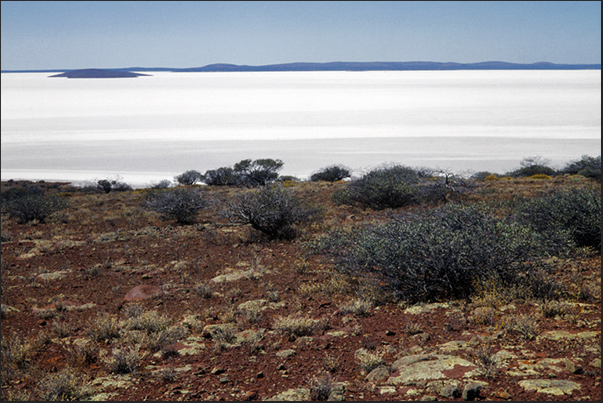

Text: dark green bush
xmin=174 ymin=170 xmax=203 ymax=186
xmin=512 ymin=188 xmax=601 ymax=251
xmin=506 ymin=156 xmax=557 ymax=178
xmin=561 ymin=155 xmax=601 ymax=181
xmin=95 ymin=178 xmax=133 ymax=193
xmin=2 ymin=186 xmax=68 ymax=224
xmin=145 ymin=188 xmax=208 ymax=224
xmin=225 ymin=184 xmax=317 ymax=240
xmin=310 ymin=165 xmax=351 ymax=182
xmin=202 ymin=167 xmax=240 ymax=186
xmin=233 ymin=158 xmax=284 ymax=187
xmin=309 ymin=203 xmax=571 ymax=302
xmin=342 ymin=164 xmax=421 ymax=209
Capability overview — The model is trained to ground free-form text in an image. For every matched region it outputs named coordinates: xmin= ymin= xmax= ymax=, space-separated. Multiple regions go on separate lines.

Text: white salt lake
xmin=1 ymin=70 xmax=600 ymax=187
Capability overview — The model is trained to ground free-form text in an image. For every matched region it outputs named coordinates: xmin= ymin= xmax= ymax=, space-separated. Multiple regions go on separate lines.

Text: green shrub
xmin=507 ymin=156 xmax=557 ymax=178
xmin=310 ymin=165 xmax=352 ymax=182
xmin=234 ymin=158 xmax=284 ymax=187
xmin=309 ymin=203 xmax=571 ymax=302
xmin=145 ymin=187 xmax=208 ymax=224
xmin=342 ymin=164 xmax=421 ymax=209
xmin=96 ymin=178 xmax=133 ymax=193
xmin=513 ymin=188 xmax=601 ymax=251
xmin=1 ymin=187 xmax=68 ymax=224
xmin=562 ymin=155 xmax=601 ymax=181
xmin=202 ymin=167 xmax=240 ymax=186
xmin=225 ymin=184 xmax=317 ymax=240
xmin=175 ymin=170 xmax=203 ymax=186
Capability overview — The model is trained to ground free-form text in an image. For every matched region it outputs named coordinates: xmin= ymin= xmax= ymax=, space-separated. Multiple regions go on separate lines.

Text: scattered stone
xmin=439 ymin=384 xmax=461 ymax=398
xmin=366 ymin=365 xmax=390 ymax=382
xmin=211 ymin=367 xmax=225 ymax=375
xmin=404 ymin=302 xmax=451 ymax=315
xmin=589 ymin=358 xmax=601 ymax=368
xmin=387 ymin=355 xmax=480 ymax=385
xmin=219 ymin=375 xmax=231 ymax=384
xmin=564 ymin=358 xmax=583 ymax=374
xmin=518 ymin=379 xmax=581 ymax=396
xmin=438 ymin=340 xmax=467 ymax=353
xmin=276 ymin=349 xmax=296 ymax=358
xmin=123 ymin=284 xmax=163 ymax=301
xmin=377 ymin=386 xmax=397 ymax=395
xmin=537 ymin=330 xmax=600 ymax=342
xmin=36 ymin=270 xmax=69 ymax=281
xmin=421 ymin=395 xmax=438 ymax=401
xmin=266 ymin=387 xmax=311 ymax=401
xmin=462 ymin=382 xmax=483 ymax=401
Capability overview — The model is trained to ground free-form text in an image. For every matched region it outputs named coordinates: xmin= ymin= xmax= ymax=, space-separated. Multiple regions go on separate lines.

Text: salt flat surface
xmin=1 ymin=70 xmax=600 ymax=186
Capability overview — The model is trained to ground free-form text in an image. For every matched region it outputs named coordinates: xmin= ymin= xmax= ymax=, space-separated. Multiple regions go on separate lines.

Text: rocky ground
xmin=1 ymin=177 xmax=600 ymax=401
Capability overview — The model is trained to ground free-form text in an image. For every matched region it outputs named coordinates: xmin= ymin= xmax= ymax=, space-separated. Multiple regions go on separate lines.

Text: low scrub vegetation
xmin=144 ymin=187 xmax=208 ymax=224
xmin=224 ymin=184 xmax=318 ymax=240
xmin=310 ymin=164 xmax=352 ymax=182
xmin=309 ymin=194 xmax=589 ymax=302
xmin=1 ymin=185 xmax=68 ymax=224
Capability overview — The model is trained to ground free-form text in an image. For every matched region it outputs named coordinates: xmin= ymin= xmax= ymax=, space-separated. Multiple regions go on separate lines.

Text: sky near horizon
xmin=1 ymin=1 xmax=601 ymax=71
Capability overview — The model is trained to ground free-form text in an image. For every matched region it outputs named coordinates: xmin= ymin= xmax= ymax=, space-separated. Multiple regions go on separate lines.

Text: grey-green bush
xmin=561 ymin=155 xmax=601 ymax=181
xmin=145 ymin=188 xmax=208 ymax=224
xmin=310 ymin=165 xmax=351 ymax=182
xmin=225 ymin=184 xmax=317 ymax=240
xmin=512 ymin=188 xmax=601 ymax=252
xmin=1 ymin=186 xmax=68 ymax=224
xmin=175 ymin=170 xmax=203 ymax=186
xmin=309 ymin=203 xmax=571 ymax=302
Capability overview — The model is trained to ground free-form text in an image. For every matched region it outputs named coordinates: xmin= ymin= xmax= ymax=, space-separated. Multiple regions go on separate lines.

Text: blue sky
xmin=1 ymin=1 xmax=600 ymax=70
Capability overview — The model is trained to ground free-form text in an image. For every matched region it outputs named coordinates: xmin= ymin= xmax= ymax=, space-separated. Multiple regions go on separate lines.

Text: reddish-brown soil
xmin=1 ymin=177 xmax=600 ymax=401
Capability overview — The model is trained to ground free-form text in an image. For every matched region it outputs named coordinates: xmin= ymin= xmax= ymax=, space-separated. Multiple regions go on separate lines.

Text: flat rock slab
xmin=123 ymin=285 xmax=163 ymax=301
xmin=387 ymin=354 xmax=480 ymax=385
xmin=518 ymin=379 xmax=581 ymax=396
xmin=537 ymin=330 xmax=600 ymax=342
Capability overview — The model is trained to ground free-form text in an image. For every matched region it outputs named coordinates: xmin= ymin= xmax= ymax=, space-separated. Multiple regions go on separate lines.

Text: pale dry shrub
xmin=471 ymin=344 xmax=498 ymax=379
xmin=323 ymin=352 xmax=342 ymax=373
xmin=502 ymin=314 xmax=540 ymax=340
xmin=355 ymin=348 xmax=385 ymax=374
xmin=37 ymin=369 xmax=92 ymax=401
xmin=125 ymin=310 xmax=171 ymax=334
xmin=309 ymin=373 xmax=335 ymax=401
xmin=403 ymin=322 xmax=423 ymax=336
xmin=88 ymin=313 xmax=121 ymax=342
xmin=273 ymin=314 xmax=319 ymax=337
xmin=66 ymin=341 xmax=98 ymax=368
xmin=103 ymin=344 xmax=146 ymax=374
xmin=338 ymin=298 xmax=373 ymax=317
xmin=539 ymin=300 xmax=578 ymax=319
xmin=195 ymin=282 xmax=214 ymax=299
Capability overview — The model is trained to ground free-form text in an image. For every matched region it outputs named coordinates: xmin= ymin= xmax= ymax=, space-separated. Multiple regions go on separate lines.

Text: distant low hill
xmin=2 ymin=61 xmax=600 ymax=74
xmin=48 ymin=69 xmax=151 ymax=78
xmin=170 ymin=61 xmax=601 ymax=72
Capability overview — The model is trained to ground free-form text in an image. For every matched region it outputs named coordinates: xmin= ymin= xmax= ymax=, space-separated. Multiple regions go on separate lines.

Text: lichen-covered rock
xmin=387 ymin=354 xmax=480 ymax=385
xmin=518 ymin=379 xmax=581 ymax=396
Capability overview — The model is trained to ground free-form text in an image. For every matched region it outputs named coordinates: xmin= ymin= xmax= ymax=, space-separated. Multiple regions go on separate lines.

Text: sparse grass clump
xmin=103 ymin=344 xmax=146 ymax=374
xmin=354 ymin=348 xmax=386 ymax=374
xmin=338 ymin=298 xmax=373 ymax=317
xmin=37 ymin=369 xmax=93 ymax=401
xmin=88 ymin=314 xmax=121 ymax=342
xmin=273 ymin=314 xmax=321 ymax=337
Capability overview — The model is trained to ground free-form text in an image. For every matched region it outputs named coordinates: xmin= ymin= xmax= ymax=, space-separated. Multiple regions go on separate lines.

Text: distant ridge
xmin=2 ymin=61 xmax=600 ymax=74
xmin=48 ymin=68 xmax=151 ymax=78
